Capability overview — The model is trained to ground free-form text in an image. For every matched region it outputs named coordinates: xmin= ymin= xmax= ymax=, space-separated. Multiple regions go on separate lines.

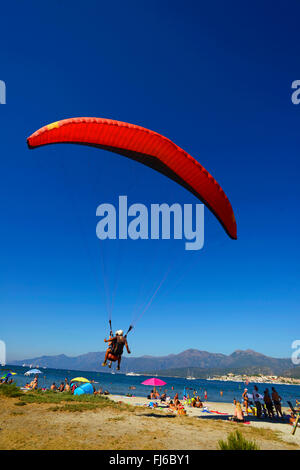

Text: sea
xmin=2 ymin=365 xmax=299 ymax=405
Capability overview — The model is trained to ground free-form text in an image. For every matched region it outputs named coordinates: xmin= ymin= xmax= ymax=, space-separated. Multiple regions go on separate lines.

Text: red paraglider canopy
xmin=27 ymin=117 xmax=237 ymax=239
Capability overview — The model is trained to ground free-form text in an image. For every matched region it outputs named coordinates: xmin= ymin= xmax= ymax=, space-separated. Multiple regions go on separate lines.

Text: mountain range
xmin=12 ymin=348 xmax=298 ymax=377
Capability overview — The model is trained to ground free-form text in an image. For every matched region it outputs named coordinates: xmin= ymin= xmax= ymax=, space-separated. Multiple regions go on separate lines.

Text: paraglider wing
xmin=27 ymin=117 xmax=237 ymax=239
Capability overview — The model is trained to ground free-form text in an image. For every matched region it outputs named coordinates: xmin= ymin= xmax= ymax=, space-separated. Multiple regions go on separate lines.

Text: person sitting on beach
xmin=64 ymin=382 xmax=70 ymax=392
xmin=58 ymin=382 xmax=65 ymax=392
xmin=168 ymin=397 xmax=184 ymax=414
xmin=195 ymin=396 xmax=203 ymax=408
xmin=168 ymin=400 xmax=177 ymax=410
xmin=50 ymin=383 xmax=57 ymax=391
xmin=160 ymin=392 xmax=167 ymax=402
xmin=29 ymin=378 xmax=38 ymax=390
xmin=102 ymin=330 xmax=131 ymax=370
xmin=271 ymin=387 xmax=283 ymax=418
xmin=231 ymin=401 xmax=245 ymax=423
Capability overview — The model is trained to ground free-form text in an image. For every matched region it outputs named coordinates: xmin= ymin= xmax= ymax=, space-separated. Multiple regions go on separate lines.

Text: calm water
xmin=2 ymin=365 xmax=300 ymax=405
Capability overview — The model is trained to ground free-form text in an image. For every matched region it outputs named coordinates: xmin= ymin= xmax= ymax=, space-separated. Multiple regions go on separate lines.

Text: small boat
xmin=186 ymin=369 xmax=196 ymax=380
xmin=126 ymin=372 xmax=141 ymax=376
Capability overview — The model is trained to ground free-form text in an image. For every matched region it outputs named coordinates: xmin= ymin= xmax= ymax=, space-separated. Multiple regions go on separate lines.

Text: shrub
xmin=0 ymin=384 xmax=22 ymax=398
xmin=218 ymin=430 xmax=260 ymax=450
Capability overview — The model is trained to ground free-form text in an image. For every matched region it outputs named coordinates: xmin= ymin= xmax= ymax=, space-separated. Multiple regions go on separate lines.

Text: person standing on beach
xmin=253 ymin=385 xmax=262 ymax=418
xmin=271 ymin=387 xmax=283 ymax=418
xmin=264 ymin=388 xmax=275 ymax=419
xmin=204 ymin=390 xmax=207 ymax=401
xmin=242 ymin=388 xmax=249 ymax=415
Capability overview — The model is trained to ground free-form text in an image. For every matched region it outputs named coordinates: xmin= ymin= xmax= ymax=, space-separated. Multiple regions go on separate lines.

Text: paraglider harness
xmin=107 ymin=320 xmax=133 ymax=362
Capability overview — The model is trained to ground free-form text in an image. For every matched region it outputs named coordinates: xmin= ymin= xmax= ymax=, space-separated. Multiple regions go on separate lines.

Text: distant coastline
xmin=207 ymin=374 xmax=300 ymax=386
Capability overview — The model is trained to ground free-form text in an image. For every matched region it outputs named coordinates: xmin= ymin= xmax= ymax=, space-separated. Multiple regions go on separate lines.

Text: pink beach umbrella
xmin=141 ymin=377 xmax=167 ymax=394
xmin=141 ymin=378 xmax=166 ymax=387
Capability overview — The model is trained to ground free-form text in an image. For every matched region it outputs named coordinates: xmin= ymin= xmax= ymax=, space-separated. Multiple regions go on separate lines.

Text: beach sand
xmin=0 ymin=393 xmax=299 ymax=450
xmin=109 ymin=394 xmax=300 ymax=447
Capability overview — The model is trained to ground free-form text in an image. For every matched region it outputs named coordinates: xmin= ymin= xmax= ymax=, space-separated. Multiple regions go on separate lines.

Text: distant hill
xmin=12 ymin=348 xmax=298 ymax=377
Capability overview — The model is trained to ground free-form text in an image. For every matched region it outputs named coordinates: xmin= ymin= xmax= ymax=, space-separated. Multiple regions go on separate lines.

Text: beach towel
xmin=210 ymin=410 xmax=229 ymax=415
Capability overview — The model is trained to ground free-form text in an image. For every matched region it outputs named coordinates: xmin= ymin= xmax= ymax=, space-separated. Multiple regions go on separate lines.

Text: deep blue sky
xmin=1 ymin=1 xmax=299 ymax=361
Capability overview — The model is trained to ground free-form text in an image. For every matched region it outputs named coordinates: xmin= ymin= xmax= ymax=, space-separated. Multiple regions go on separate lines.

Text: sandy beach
xmin=0 ymin=390 xmax=299 ymax=450
xmin=109 ymin=394 xmax=300 ymax=447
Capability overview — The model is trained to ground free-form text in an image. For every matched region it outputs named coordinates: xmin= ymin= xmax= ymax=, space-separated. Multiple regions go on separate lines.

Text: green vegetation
xmin=0 ymin=384 xmax=22 ymax=398
xmin=218 ymin=430 xmax=260 ymax=450
xmin=20 ymin=390 xmax=130 ymax=410
xmin=0 ymin=385 xmax=134 ymax=413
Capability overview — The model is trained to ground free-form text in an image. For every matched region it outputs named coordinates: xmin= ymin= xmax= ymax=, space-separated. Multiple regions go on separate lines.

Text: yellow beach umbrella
xmin=70 ymin=377 xmax=90 ymax=383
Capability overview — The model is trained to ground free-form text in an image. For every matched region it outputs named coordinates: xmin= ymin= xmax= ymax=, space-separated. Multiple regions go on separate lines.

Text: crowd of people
xmin=227 ymin=385 xmax=286 ymax=423
xmin=241 ymin=385 xmax=284 ymax=420
xmin=145 ymin=389 xmax=204 ymax=415
xmin=49 ymin=378 xmax=110 ymax=395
